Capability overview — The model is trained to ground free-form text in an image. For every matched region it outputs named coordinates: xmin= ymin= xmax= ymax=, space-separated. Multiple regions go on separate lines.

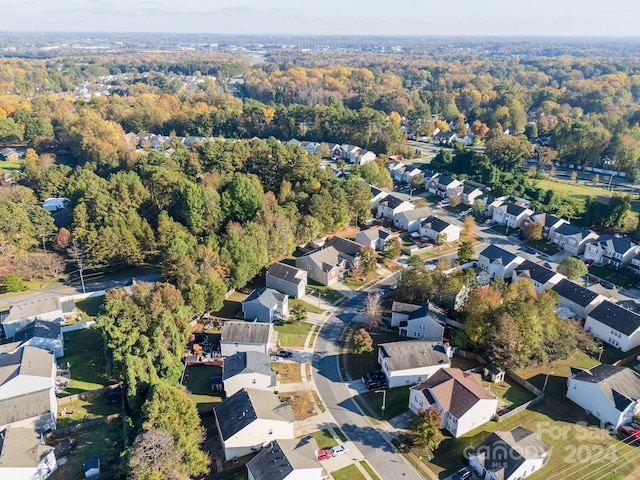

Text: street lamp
xmin=598 ymin=344 xmax=604 ymax=362
xmin=542 ymin=371 xmax=554 ymax=393
xmin=410 ymin=188 xmax=416 ymax=198
xmin=317 ymin=291 xmax=323 ymax=307
xmin=374 ymin=389 xmax=387 ymax=417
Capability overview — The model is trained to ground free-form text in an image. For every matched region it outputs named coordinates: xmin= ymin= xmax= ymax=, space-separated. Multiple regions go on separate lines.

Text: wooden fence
xmin=57 ymin=384 xmax=120 ymax=405
xmin=495 ymin=372 xmax=544 ymax=422
xmin=51 ymin=413 xmax=121 ymax=437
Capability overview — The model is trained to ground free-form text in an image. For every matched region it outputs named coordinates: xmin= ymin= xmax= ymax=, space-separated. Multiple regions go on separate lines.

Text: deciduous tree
xmin=557 ymin=256 xmax=588 ymax=280
xmin=353 ymin=328 xmax=373 ymax=354
xmin=409 ymin=407 xmax=444 ymax=451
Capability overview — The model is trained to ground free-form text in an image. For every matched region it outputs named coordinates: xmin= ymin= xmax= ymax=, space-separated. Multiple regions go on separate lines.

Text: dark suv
xmin=452 ymin=467 xmax=472 ymax=480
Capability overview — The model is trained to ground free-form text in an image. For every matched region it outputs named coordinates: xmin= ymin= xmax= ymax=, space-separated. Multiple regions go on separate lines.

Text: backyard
xmin=272 ymin=362 xmax=302 ymax=384
xmin=274 ymin=321 xmax=313 ymax=347
xmin=57 ymin=393 xmax=122 ymax=428
xmin=184 ymin=364 xmax=223 ymax=414
xmin=211 ymin=291 xmax=247 ymax=320
xmin=589 ymin=264 xmax=635 ymax=289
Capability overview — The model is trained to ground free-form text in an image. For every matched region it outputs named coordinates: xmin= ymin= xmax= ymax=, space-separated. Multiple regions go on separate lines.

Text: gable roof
xmin=0 ymin=389 xmax=54 ymax=428
xmin=552 ymin=279 xmax=600 ymax=307
xmin=247 ymin=438 xmax=323 ymax=480
xmin=437 ymin=175 xmax=457 ymax=187
xmin=243 ymin=288 xmax=288 ymax=310
xmin=473 ymin=427 xmax=548 ymax=479
xmin=222 ymin=351 xmax=274 ymax=381
xmin=593 ymin=235 xmax=637 ymax=255
xmin=0 ymin=346 xmax=53 ymax=385
xmin=325 ymin=236 xmax=362 ymax=257
xmin=588 ymin=301 xmax=640 ymax=336
xmin=221 ymin=322 xmax=272 ymax=345
xmin=570 ymin=364 xmax=640 ymax=412
xmin=530 ymin=212 xmax=564 ymax=228
xmin=378 ymin=341 xmax=449 ymax=372
xmin=267 ymin=263 xmax=306 ymax=285
xmin=411 ymin=368 xmax=495 ymax=418
xmin=13 ymin=320 xmax=61 ymax=342
xmin=554 ymin=223 xmax=593 ymax=239
xmin=379 ymin=194 xmax=407 ymax=210
xmin=395 ymin=207 xmax=433 ymax=223
xmin=479 ymin=245 xmax=519 ymax=266
xmin=214 ymin=388 xmax=294 ymax=440
xmin=506 ymin=203 xmax=530 ymax=216
xmin=3 ymin=297 xmax=61 ymax=325
xmin=462 ymin=184 xmax=482 ymax=195
xmin=513 ymin=260 xmax=558 ymax=284
xmin=0 ymin=427 xmax=54 ymax=469
xmin=359 ymin=227 xmax=393 ymax=242
xmin=421 ymin=215 xmax=454 ymax=233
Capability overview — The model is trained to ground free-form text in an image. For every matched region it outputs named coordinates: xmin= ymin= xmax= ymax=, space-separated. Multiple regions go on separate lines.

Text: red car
xmin=316 ymin=449 xmax=332 ymax=461
xmin=620 ymin=425 xmax=640 ymax=442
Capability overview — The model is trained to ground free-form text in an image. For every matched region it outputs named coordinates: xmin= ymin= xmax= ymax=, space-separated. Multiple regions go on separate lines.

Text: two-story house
xmin=492 ymin=203 xmax=534 ymax=229
xmin=478 ymin=245 xmax=524 ymax=279
xmin=377 ymin=194 xmax=415 ymax=220
xmin=551 ymin=279 xmax=606 ymax=319
xmin=583 ymin=235 xmax=640 ymax=269
xmin=222 ymin=351 xmax=275 ymax=397
xmin=522 ymin=213 xmax=567 ymax=240
xmin=409 ymin=368 xmax=498 ymax=437
xmin=378 ymin=341 xmax=451 ymax=388
xmin=511 ymin=260 xmax=564 ymax=294
xmin=0 ymin=427 xmax=58 ymax=480
xmin=295 ymin=236 xmax=362 ymax=286
xmin=390 ymin=302 xmax=445 ymax=341
xmin=428 ymin=175 xmax=463 ymax=198
xmin=1 ymin=297 xmax=63 ymax=339
xmin=461 ymin=184 xmax=484 ymax=206
xmin=242 ymin=288 xmax=289 ymax=324
xmin=370 ymin=186 xmax=391 ymax=209
xmin=393 ymin=207 xmax=433 ymax=232
xmin=419 ymin=216 xmax=462 ymax=244
xmin=584 ymin=301 xmax=640 ymax=352
xmin=630 ymin=253 xmax=640 ymax=277
xmin=220 ymin=322 xmax=274 ymax=357
xmin=355 ymin=227 xmax=397 ymax=251
xmin=551 ymin=224 xmax=599 ymax=255
xmin=266 ymin=263 xmax=307 ymax=299
xmin=247 ymin=438 xmax=328 ymax=480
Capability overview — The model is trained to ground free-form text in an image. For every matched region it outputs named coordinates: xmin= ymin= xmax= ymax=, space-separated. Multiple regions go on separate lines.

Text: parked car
xmin=331 ymin=445 xmax=349 ymax=456
xmin=484 ymin=219 xmax=493 ymax=225
xmin=620 ymin=425 xmax=640 ymax=442
xmin=316 ymin=449 xmax=332 ymax=461
xmin=362 ymin=371 xmax=385 ymax=383
xmin=525 ymin=248 xmax=536 ymax=254
xmin=270 ymin=356 xmax=284 ymax=363
xmin=366 ymin=381 xmax=386 ymax=391
xmin=601 ymin=281 xmax=615 ymax=290
xmin=452 ymin=467 xmax=473 ymax=480
xmin=277 ymin=350 xmax=293 ymax=358
xmin=424 ymin=261 xmax=437 ymax=271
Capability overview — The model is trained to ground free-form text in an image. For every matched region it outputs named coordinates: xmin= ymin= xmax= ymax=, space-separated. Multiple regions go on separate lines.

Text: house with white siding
xmin=220 ymin=322 xmax=274 ymax=357
xmin=355 ymin=227 xmax=397 ymax=251
xmin=478 ymin=245 xmax=524 ymax=279
xmin=461 ymin=184 xmax=484 ymax=206
xmin=222 ymin=352 xmax=275 ymax=397
xmin=247 ymin=438 xmax=328 ymax=480
xmin=0 ymin=426 xmax=58 ymax=480
xmin=566 ymin=364 xmax=640 ymax=429
xmin=409 ymin=368 xmax=498 ymax=437
xmin=583 ymin=236 xmax=640 ymax=269
xmin=419 ymin=216 xmax=462 ymax=244
xmin=492 ymin=203 xmax=534 ymax=229
xmin=378 ymin=341 xmax=451 ymax=388
xmin=11 ymin=321 xmax=64 ymax=358
xmin=377 ymin=194 xmax=415 ymax=220
xmin=1 ymin=297 xmax=63 ymax=340
xmin=551 ymin=224 xmax=599 ymax=256
xmin=266 ymin=263 xmax=307 ymax=299
xmin=390 ymin=302 xmax=445 ymax=341
xmin=522 ymin=213 xmax=567 ymax=240
xmin=584 ymin=301 xmax=640 ymax=352
xmin=551 ymin=279 xmax=606 ymax=319
xmin=511 ymin=260 xmax=564 ymax=294
xmin=393 ymin=207 xmax=433 ymax=232
xmin=427 ymin=175 xmax=462 ymax=198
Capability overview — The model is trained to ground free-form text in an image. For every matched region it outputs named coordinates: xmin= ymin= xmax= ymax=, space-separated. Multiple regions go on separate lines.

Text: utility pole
xmin=70 ymin=239 xmax=86 ymax=294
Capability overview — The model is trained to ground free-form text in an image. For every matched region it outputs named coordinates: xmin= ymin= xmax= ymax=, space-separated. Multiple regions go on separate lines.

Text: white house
xmin=551 ymin=224 xmax=599 ymax=256
xmin=393 ymin=207 xmax=433 ymax=232
xmin=222 ymin=351 xmax=275 ymax=397
xmin=377 ymin=194 xmax=415 ymax=220
xmin=469 ymin=427 xmax=549 ymax=480
xmin=511 ymin=260 xmax=564 ymax=294
xmin=409 ymin=368 xmax=498 ymax=437
xmin=387 ymin=161 xmax=406 ymax=181
xmin=0 ymin=347 xmax=56 ymax=431
xmin=12 ymin=320 xmax=64 ymax=358
xmin=567 ymin=364 xmax=640 ymax=429
xmin=355 ymin=227 xmax=397 ymax=251
xmin=1 ymin=297 xmax=63 ymax=339
xmin=427 ymin=175 xmax=462 ymax=198
xmin=461 ymin=184 xmax=484 ymax=206
xmin=478 ymin=245 xmax=524 ymax=279
xmin=378 ymin=341 xmax=451 ymax=388
xmin=419 ymin=216 xmax=462 ymax=244
xmin=584 ymin=301 xmax=640 ymax=352
xmin=220 ymin=322 xmax=274 ymax=357
xmin=242 ymin=288 xmax=289 ymax=324
xmin=352 ymin=148 xmax=377 ymax=165
xmin=214 ymin=388 xmax=295 ymax=461
xmin=492 ymin=203 xmax=534 ymax=229
xmin=551 ymin=279 xmax=606 ymax=319
xmin=390 ymin=302 xmax=445 ymax=341
xmin=629 ymin=252 xmax=640 ymax=277
xmin=522 ymin=213 xmax=567 ymax=240
xmin=583 ymin=236 xmax=640 ymax=269
xmin=0 ymin=427 xmax=58 ymax=480
xmin=402 ymin=167 xmax=424 ymax=184
xmin=370 ymin=186 xmax=391 ymax=209
xmin=266 ymin=263 xmax=307 ymax=299
xmin=247 ymin=438 xmax=328 ymax=480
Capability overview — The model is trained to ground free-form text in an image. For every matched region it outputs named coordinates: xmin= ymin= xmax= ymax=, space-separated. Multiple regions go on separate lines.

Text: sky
xmin=3 ymin=0 xmax=640 ymax=37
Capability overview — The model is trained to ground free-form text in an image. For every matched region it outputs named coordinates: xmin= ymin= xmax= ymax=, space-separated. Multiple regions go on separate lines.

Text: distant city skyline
xmin=3 ymin=0 xmax=640 ymax=37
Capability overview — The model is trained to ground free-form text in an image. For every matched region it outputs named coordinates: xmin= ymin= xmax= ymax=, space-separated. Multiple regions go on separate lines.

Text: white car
xmin=270 ymin=356 xmax=284 ymax=363
xmin=331 ymin=444 xmax=349 ymax=456
xmin=424 ymin=262 xmax=437 ymax=271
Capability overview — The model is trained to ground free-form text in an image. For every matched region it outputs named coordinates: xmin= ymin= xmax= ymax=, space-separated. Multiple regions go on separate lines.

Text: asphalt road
xmin=312 ymin=272 xmax=425 ymax=480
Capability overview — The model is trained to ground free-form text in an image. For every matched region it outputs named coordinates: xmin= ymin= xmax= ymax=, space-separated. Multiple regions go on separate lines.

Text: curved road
xmin=312 ymin=273 xmax=424 ymax=480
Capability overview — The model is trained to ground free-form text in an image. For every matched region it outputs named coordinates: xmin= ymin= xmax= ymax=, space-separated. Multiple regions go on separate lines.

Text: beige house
xmin=222 ymin=351 xmax=275 ymax=397
xmin=0 ymin=426 xmax=58 ymax=480
xmin=390 ymin=302 xmax=445 ymax=341
xmin=551 ymin=224 xmax=598 ymax=255
xmin=378 ymin=341 xmax=451 ymax=388
xmin=220 ymin=322 xmax=274 ymax=357
xmin=295 ymin=237 xmax=361 ymax=286
xmin=419 ymin=216 xmax=462 ymax=244
xmin=214 ymin=388 xmax=295 ymax=461
xmin=247 ymin=438 xmax=328 ymax=480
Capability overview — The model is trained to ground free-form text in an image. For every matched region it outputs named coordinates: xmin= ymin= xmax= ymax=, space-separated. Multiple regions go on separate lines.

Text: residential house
xmin=287 ymin=139 xmax=302 ymax=147
xmin=339 ymin=144 xmax=360 ymax=162
xmin=387 ymin=161 xmax=406 ymax=182
xmin=0 ymin=148 xmax=22 ymax=161
xmin=630 ymin=252 xmax=640 ymax=276
xmin=551 ymin=224 xmax=599 ymax=255
xmin=478 ymin=245 xmax=524 ymax=279
xmin=551 ymin=279 xmax=606 ymax=319
xmin=247 ymin=438 xmax=328 ymax=480
xmin=584 ymin=301 xmax=640 ymax=352
xmin=222 ymin=352 xmax=275 ymax=397
xmin=378 ymin=341 xmax=451 ymax=388
xmin=427 ymin=175 xmax=462 ymax=198
xmin=402 ymin=167 xmax=424 ymax=184
xmin=468 ymin=427 xmax=549 ymax=480
xmin=584 ymin=236 xmax=640 ymax=269
xmin=266 ymin=263 xmax=307 ymax=299
xmin=377 ymin=194 xmax=415 ymax=220
xmin=355 ymin=227 xmax=397 ymax=251
xmin=0 ymin=347 xmax=56 ymax=431
xmin=214 ymin=388 xmax=295 ymax=461
xmin=352 ymin=148 xmax=376 ymax=165
xmin=492 ymin=203 xmax=534 ymax=229
xmin=419 ymin=216 xmax=462 ymax=244
xmin=390 ymin=302 xmax=445 ymax=341
xmin=567 ymin=364 xmax=640 ymax=429
xmin=409 ymin=368 xmax=498 ymax=437
xmin=1 ymin=297 xmax=63 ymax=339
xmin=393 ymin=207 xmax=433 ymax=232
xmin=484 ymin=197 xmax=505 ymax=217
xmin=511 ymin=260 xmax=564 ymax=294
xmin=461 ymin=184 xmax=484 ymax=206
xmin=242 ymin=288 xmax=289 ymax=324
xmin=0 ymin=426 xmax=58 ymax=480
xmin=300 ymin=141 xmax=320 ymax=154
xmin=522 ymin=213 xmax=567 ymax=240
xmin=326 ymin=143 xmax=341 ymax=158
xmin=370 ymin=186 xmax=391 ymax=209
xmin=295 ymin=236 xmax=362 ymax=286
xmin=220 ymin=322 xmax=274 ymax=357
xmin=433 ymin=131 xmax=457 ymax=144
xmin=12 ymin=321 xmax=64 ymax=358
xmin=41 ymin=198 xmax=69 ymax=212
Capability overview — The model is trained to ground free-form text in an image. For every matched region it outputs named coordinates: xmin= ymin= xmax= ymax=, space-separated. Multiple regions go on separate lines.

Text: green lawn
xmin=588 ymin=264 xmax=635 ymax=289
xmin=59 ymin=329 xmax=113 ymax=395
xmin=360 ymin=386 xmax=410 ymax=419
xmin=482 ymin=378 xmax=536 ymax=408
xmin=489 ymin=224 xmax=511 ymax=236
xmin=523 ymin=238 xmax=559 ymax=256
xmin=211 ymin=292 xmax=247 ymax=320
xmin=342 ymin=272 xmax=380 ymax=290
xmin=184 ymin=364 xmax=224 ymax=413
xmin=306 ymin=280 xmax=344 ymax=304
xmin=221 ymin=471 xmax=248 ymax=480
xmin=332 ymin=464 xmax=367 ymax=480
xmin=343 ymin=329 xmax=406 ymax=382
xmin=48 ymin=417 xmax=123 ymax=480
xmin=360 ymin=461 xmax=381 ymax=480
xmin=289 ymin=298 xmax=324 ymax=314
xmin=274 ymin=322 xmax=313 ymax=347
xmin=57 ymin=393 xmax=122 ymax=428
xmin=75 ymin=295 xmax=105 ymax=317
xmin=307 ymin=429 xmax=339 ymax=449
xmin=0 ymin=158 xmax=23 ymax=173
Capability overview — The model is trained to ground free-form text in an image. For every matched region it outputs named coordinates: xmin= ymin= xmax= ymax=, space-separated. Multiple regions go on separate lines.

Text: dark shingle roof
xmin=421 ymin=215 xmax=452 ymax=233
xmin=380 ymin=194 xmax=406 ymax=209
xmin=437 ymin=175 xmax=457 ymax=187
xmin=554 ymin=223 xmax=590 ymax=237
xmin=247 ymin=438 xmax=322 ymax=480
xmin=243 ymin=288 xmax=288 ymax=309
xmin=588 ymin=301 xmax=640 ymax=336
xmin=479 ymin=245 xmax=518 ymax=266
xmin=531 ymin=212 xmax=563 ymax=228
xmin=222 ymin=351 xmax=274 ymax=381
xmin=378 ymin=341 xmax=449 ymax=372
xmin=0 ymin=427 xmax=55 ymax=469
xmin=570 ymin=364 xmax=640 ymax=412
xmin=514 ymin=260 xmax=558 ymax=284
xmin=13 ymin=320 xmax=60 ymax=342
xmin=506 ymin=203 xmax=529 ymax=216
xmin=552 ymin=279 xmax=600 ymax=307
xmin=266 ymin=263 xmax=305 ymax=285
xmin=325 ymin=236 xmax=362 ymax=256
xmin=221 ymin=322 xmax=272 ymax=345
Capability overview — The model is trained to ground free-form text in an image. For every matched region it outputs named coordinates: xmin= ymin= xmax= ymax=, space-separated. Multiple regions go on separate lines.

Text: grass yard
xmin=524 ymin=238 xmax=559 ymax=256
xmin=222 ymin=471 xmax=248 ymax=480
xmin=360 ymin=461 xmax=382 ymax=480
xmin=211 ymin=291 xmax=248 ymax=320
xmin=289 ymin=297 xmax=324 ymax=314
xmin=332 ymin=464 xmax=367 ymax=480
xmin=274 ymin=321 xmax=313 ymax=347
xmin=482 ymin=377 xmax=536 ymax=408
xmin=360 ymin=386 xmax=410 ymax=419
xmin=306 ymin=280 xmax=344 ymax=304
xmin=48 ymin=417 xmax=123 ymax=480
xmin=184 ymin=365 xmax=224 ymax=413
xmin=57 ymin=393 xmax=122 ymax=428
xmin=588 ymin=264 xmax=635 ymax=289
xmin=333 ymin=427 xmax=348 ymax=443
xmin=450 ymin=355 xmax=483 ymax=371
xmin=279 ymin=390 xmax=318 ymax=420
xmin=75 ymin=295 xmax=105 ymax=317
xmin=343 ymin=328 xmax=406 ymax=382
xmin=489 ymin=224 xmax=511 ymax=236
xmin=59 ymin=329 xmax=113 ymax=396
xmin=272 ymin=362 xmax=302 ymax=383
xmin=342 ymin=271 xmax=380 ymax=290
xmin=307 ymin=428 xmax=339 ymax=449
xmin=0 ymin=158 xmax=23 ymax=174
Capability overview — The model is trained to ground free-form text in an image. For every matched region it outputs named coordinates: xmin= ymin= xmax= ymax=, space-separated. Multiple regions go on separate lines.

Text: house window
xmin=252 ymin=378 xmax=256 ymax=384
xmin=418 ymin=324 xmax=426 ymax=330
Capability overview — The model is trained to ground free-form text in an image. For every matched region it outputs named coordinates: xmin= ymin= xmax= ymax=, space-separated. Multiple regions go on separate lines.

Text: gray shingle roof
xmin=221 ymin=322 xmax=272 ymax=345
xmin=554 ymin=223 xmax=591 ymax=237
xmin=0 ymin=427 xmax=55 ymax=468
xmin=479 ymin=245 xmax=518 ymax=266
xmin=570 ymin=365 xmax=640 ymax=412
xmin=247 ymin=438 xmax=323 ymax=480
xmin=325 ymin=236 xmax=362 ymax=257
xmin=0 ymin=390 xmax=53 ymax=428
xmin=514 ymin=260 xmax=558 ymax=284
xmin=222 ymin=351 xmax=274 ymax=381
xmin=588 ymin=301 xmax=640 ymax=336
xmin=379 ymin=194 xmax=406 ymax=209
xmin=243 ymin=288 xmax=288 ymax=310
xmin=0 ymin=346 xmax=54 ymax=384
xmin=506 ymin=203 xmax=529 ymax=216
xmin=3 ymin=297 xmax=61 ymax=325
xmin=421 ymin=215 xmax=452 ymax=233
xmin=530 ymin=212 xmax=564 ymax=228
xmin=396 ymin=207 xmax=432 ymax=222
xmin=13 ymin=320 xmax=60 ymax=342
xmin=266 ymin=263 xmax=305 ymax=285
xmin=379 ymin=341 xmax=449 ymax=372
xmin=552 ymin=279 xmax=600 ymax=307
